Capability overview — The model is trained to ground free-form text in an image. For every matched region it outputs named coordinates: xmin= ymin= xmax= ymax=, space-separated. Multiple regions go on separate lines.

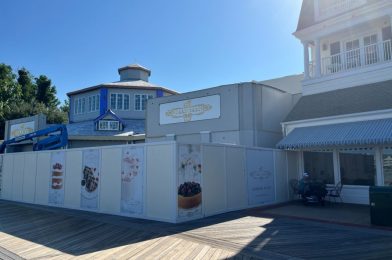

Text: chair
xmin=289 ymin=179 xmax=300 ymax=199
xmin=327 ymin=181 xmax=343 ymax=203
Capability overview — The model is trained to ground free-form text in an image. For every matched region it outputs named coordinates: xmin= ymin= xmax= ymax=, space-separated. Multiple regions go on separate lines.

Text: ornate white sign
xmin=10 ymin=121 xmax=35 ymax=139
xmin=160 ymin=95 xmax=220 ymax=125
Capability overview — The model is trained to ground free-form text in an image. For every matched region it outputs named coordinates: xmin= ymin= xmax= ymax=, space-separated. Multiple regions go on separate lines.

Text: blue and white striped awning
xmin=277 ymin=118 xmax=392 ymax=150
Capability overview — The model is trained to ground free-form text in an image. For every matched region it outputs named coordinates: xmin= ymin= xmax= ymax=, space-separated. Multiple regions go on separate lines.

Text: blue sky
xmin=0 ymin=0 xmax=303 ymax=103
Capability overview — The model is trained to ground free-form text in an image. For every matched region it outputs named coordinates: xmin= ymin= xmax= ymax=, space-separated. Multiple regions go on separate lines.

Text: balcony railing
xmin=319 ymin=0 xmax=366 ymax=18
xmin=309 ymin=40 xmax=392 ymax=78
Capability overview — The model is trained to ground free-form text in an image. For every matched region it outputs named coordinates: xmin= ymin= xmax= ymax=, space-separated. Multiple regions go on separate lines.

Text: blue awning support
xmin=277 ymin=118 xmax=392 ymax=150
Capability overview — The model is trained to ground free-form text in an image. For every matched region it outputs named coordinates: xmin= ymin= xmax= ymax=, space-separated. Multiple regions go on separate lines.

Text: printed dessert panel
xmin=246 ymin=149 xmax=275 ymax=205
xmin=177 ymin=144 xmax=202 ymax=219
xmin=81 ymin=149 xmax=100 ymax=210
xmin=121 ymin=146 xmax=144 ymax=215
xmin=48 ymin=151 xmax=66 ymax=205
xmin=0 ymin=155 xmax=3 ymax=198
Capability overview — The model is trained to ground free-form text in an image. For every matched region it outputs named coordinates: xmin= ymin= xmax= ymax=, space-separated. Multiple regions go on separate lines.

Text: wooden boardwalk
xmin=0 ymin=201 xmax=392 ymax=259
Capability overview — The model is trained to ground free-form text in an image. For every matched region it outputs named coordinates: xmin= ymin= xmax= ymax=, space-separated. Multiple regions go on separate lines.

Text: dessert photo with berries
xmin=177 ymin=144 xmax=202 ymax=218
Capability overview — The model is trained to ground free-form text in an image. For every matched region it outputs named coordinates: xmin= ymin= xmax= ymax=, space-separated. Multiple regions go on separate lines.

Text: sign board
xmin=246 ymin=149 xmax=275 ymax=205
xmin=160 ymin=95 xmax=220 ymax=125
xmin=10 ymin=121 xmax=35 ymax=139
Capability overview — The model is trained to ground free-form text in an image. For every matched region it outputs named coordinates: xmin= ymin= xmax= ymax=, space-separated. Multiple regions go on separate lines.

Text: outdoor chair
xmin=326 ymin=181 xmax=343 ymax=203
xmin=289 ymin=179 xmax=300 ymax=199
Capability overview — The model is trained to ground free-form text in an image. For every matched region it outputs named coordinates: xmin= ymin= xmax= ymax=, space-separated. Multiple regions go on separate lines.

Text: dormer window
xmin=98 ymin=120 xmax=120 ymax=131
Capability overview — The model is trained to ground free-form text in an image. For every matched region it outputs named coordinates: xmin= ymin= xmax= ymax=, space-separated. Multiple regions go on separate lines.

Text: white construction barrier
xmin=0 ymin=142 xmax=290 ymax=223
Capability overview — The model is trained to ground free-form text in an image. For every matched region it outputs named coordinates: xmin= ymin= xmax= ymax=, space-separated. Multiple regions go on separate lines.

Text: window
xmin=117 ymin=94 xmax=123 ymax=110
xmin=81 ymin=98 xmax=86 ymax=113
xmin=339 ymin=149 xmax=376 ymax=186
xmin=110 ymin=94 xmax=117 ymax=110
xmin=135 ymin=94 xmax=154 ymax=111
xmin=329 ymin=41 xmax=341 ymax=73
xmin=124 ymin=94 xmax=130 ymax=110
xmin=383 ymin=148 xmax=392 ymax=186
xmin=303 ymin=151 xmax=334 ymax=184
xmin=110 ymin=93 xmax=129 ymax=110
xmin=98 ymin=120 xmax=120 ymax=131
xmin=87 ymin=95 xmax=100 ymax=112
xmin=95 ymin=95 xmax=100 ymax=111
xmin=345 ymin=39 xmax=360 ymax=69
xmin=364 ymin=34 xmax=378 ymax=65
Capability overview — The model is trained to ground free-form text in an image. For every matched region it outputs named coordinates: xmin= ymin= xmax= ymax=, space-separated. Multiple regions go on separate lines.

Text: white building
xmin=278 ymin=0 xmax=392 ymax=204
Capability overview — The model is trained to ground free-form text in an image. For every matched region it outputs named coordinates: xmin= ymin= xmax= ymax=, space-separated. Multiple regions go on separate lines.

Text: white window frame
xmin=98 ymin=120 xmax=120 ymax=131
xmin=134 ymin=94 xmax=154 ymax=111
xmin=110 ymin=93 xmax=130 ymax=111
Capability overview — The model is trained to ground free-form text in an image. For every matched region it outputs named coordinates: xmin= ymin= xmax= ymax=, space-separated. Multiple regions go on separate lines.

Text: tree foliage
xmin=0 ymin=63 xmax=68 ymax=139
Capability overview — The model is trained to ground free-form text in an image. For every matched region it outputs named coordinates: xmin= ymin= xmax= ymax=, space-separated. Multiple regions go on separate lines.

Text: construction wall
xmin=0 ymin=142 xmax=290 ymax=223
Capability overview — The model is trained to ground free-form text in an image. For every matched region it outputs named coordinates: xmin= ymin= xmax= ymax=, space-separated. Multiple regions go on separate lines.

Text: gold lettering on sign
xmin=11 ymin=124 xmax=34 ymax=138
xmin=165 ymin=100 xmax=212 ymax=122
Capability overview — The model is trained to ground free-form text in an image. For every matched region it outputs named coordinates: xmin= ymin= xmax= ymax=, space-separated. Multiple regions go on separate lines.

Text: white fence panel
xmin=203 ymin=145 xmax=227 ymax=217
xmin=146 ymin=144 xmax=176 ymax=222
xmin=274 ymin=150 xmax=289 ymax=203
xmin=2 ymin=154 xmax=14 ymax=200
xmin=12 ymin=153 xmax=25 ymax=201
xmin=35 ymin=152 xmax=51 ymax=205
xmin=63 ymin=150 xmax=82 ymax=209
xmin=226 ymin=146 xmax=247 ymax=211
xmin=100 ymin=147 xmax=122 ymax=215
xmin=22 ymin=153 xmax=37 ymax=203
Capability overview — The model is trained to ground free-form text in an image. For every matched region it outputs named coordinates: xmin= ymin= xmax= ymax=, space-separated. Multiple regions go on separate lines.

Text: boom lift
xmin=0 ymin=124 xmax=68 ymax=154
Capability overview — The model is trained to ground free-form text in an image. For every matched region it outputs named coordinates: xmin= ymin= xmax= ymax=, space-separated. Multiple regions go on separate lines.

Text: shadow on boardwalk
xmin=1 ymin=200 xmax=392 ymax=259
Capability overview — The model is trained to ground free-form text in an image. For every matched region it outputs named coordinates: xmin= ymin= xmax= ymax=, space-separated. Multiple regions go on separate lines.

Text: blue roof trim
xmin=277 ymin=118 xmax=392 ymax=150
xmin=94 ymin=109 xmax=126 ymax=126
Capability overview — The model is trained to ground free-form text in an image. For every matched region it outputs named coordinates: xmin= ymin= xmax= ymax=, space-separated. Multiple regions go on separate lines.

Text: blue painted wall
xmin=100 ymin=88 xmax=108 ymax=115
xmin=156 ymin=89 xmax=164 ymax=98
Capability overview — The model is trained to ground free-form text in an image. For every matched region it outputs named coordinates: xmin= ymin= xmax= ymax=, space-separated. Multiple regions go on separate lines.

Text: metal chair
xmin=327 ymin=181 xmax=343 ymax=203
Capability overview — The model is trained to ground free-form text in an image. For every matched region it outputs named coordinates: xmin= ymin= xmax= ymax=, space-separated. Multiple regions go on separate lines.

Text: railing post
xmin=303 ymin=41 xmax=310 ymax=79
xmin=315 ymin=38 xmax=322 ymax=77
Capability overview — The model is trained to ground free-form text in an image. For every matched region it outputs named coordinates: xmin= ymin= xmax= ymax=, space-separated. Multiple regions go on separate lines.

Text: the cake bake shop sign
xmin=10 ymin=121 xmax=35 ymax=139
xmin=160 ymin=95 xmax=220 ymax=125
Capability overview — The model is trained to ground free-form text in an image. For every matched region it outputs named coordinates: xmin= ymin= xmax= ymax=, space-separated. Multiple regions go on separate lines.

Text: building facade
xmin=278 ymin=0 xmax=392 ymax=204
xmin=66 ymin=64 xmax=177 ymax=148
xmin=146 ymin=75 xmax=302 ymax=148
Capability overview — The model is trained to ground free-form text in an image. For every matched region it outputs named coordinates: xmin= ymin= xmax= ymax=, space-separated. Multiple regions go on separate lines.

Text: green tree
xmin=0 ymin=63 xmax=21 ymax=105
xmin=17 ymin=68 xmax=36 ymax=102
xmin=36 ymin=75 xmax=60 ymax=107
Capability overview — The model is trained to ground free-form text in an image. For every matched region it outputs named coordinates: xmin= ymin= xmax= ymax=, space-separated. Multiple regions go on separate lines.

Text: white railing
xmin=313 ymin=40 xmax=392 ymax=77
xmin=319 ymin=0 xmax=365 ymax=18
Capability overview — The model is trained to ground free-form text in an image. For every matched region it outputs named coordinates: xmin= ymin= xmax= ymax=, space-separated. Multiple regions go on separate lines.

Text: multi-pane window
xmin=124 ymin=94 xmax=130 ymax=110
xmin=74 ymin=97 xmax=87 ymax=115
xmin=303 ymin=151 xmax=334 ymax=184
xmin=98 ymin=120 xmax=120 ymax=131
xmin=110 ymin=93 xmax=130 ymax=110
xmin=345 ymin=39 xmax=360 ymax=69
xmin=135 ymin=94 xmax=153 ymax=111
xmin=88 ymin=95 xmax=100 ymax=112
xmin=339 ymin=149 xmax=376 ymax=186
xmin=383 ymin=148 xmax=392 ymax=186
xmin=110 ymin=94 xmax=117 ymax=110
xmin=364 ymin=34 xmax=378 ymax=65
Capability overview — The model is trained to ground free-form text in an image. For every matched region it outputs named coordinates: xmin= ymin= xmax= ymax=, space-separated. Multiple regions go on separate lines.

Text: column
xmin=303 ymin=41 xmax=310 ymax=79
xmin=315 ymin=38 xmax=322 ymax=77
